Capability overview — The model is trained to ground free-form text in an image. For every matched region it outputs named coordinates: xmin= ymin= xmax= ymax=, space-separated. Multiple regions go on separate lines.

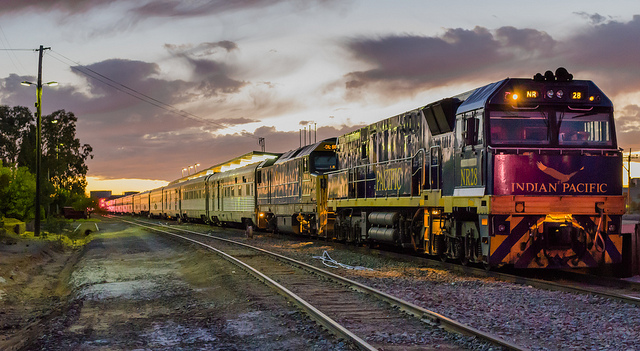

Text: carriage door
xmin=217 ymin=181 xmax=221 ymax=211
xmin=429 ymin=146 xmax=441 ymax=189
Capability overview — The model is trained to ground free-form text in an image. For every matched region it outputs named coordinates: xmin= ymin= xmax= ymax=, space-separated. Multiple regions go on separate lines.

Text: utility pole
xmin=34 ymin=45 xmax=48 ymax=236
xmin=21 ymin=45 xmax=54 ymax=236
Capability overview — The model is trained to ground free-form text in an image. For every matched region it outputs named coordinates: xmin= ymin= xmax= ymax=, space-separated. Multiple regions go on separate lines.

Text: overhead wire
xmin=46 ymin=49 xmax=260 ymax=141
xmin=0 ymin=35 xmax=32 ymax=75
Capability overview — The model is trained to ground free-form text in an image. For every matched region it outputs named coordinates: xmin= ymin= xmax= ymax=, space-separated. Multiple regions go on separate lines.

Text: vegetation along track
xmin=117 ymin=217 xmax=525 ymax=351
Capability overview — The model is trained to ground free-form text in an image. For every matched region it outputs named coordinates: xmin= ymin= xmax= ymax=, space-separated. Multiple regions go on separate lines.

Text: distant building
xmin=90 ymin=190 xmax=112 ymax=199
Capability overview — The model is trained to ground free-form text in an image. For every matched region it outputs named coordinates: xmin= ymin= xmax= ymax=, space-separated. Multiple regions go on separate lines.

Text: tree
xmin=1 ymin=106 xmax=94 ymax=219
xmin=41 ymin=110 xmax=93 ymax=198
xmin=0 ymin=106 xmax=33 ymax=166
xmin=0 ymin=162 xmax=36 ymax=221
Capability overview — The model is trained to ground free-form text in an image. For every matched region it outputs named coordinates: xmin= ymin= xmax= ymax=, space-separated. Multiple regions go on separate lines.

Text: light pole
xmin=20 ymin=45 xmax=56 ymax=236
xmin=182 ymin=163 xmax=200 ymax=177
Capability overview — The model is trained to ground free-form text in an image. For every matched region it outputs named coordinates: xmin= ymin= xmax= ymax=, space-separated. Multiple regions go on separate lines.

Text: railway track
xmin=413 ymin=255 xmax=640 ymax=307
xmin=119 ymin=217 xmax=525 ymax=351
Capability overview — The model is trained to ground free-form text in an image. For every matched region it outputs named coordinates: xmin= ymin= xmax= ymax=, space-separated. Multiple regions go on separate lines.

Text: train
xmin=106 ymin=68 xmax=625 ymax=269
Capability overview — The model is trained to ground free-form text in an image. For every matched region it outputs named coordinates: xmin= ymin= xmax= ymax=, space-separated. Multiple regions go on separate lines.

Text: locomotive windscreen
xmin=489 ymin=110 xmax=613 ymax=147
xmin=311 ymin=152 xmax=337 ymax=172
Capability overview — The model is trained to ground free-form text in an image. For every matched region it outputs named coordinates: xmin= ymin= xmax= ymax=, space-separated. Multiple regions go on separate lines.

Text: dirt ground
xmin=0 ymin=218 xmax=350 ymax=350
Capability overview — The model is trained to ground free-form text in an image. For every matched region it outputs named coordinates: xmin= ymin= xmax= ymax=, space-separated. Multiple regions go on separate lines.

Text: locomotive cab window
xmin=457 ymin=110 xmax=484 ymax=148
xmin=489 ymin=109 xmax=613 ymax=147
xmin=558 ymin=112 xmax=612 ymax=146
xmin=311 ymin=152 xmax=337 ymax=172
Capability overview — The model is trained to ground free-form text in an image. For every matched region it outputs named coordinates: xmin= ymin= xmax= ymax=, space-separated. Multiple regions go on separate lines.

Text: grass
xmin=1 ymin=216 xmax=101 ymax=249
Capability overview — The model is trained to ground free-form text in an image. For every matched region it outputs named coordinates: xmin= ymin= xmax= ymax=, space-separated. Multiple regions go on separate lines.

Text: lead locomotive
xmin=328 ymin=68 xmax=624 ymax=268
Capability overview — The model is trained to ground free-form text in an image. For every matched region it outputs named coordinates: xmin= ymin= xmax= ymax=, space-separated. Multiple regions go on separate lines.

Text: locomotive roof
xmin=274 ymin=138 xmax=337 ymax=164
xmin=456 ymin=78 xmax=612 ymax=115
xmin=456 ymin=79 xmax=507 ymax=114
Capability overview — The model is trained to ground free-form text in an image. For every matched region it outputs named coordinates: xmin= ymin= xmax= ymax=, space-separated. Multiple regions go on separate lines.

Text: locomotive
xmin=107 ymin=68 xmax=625 ymax=269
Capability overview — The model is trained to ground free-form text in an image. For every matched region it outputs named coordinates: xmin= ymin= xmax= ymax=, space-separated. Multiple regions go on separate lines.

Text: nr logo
xmin=460 ymin=167 xmax=478 ymax=186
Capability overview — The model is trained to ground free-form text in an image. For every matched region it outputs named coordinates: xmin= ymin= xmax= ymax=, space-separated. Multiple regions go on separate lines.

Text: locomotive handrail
xmin=328 ymin=149 xmax=427 ymax=199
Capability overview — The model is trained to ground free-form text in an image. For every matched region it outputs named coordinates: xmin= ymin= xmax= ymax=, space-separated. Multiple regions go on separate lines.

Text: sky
xmin=1 ymin=0 xmax=640 ymax=195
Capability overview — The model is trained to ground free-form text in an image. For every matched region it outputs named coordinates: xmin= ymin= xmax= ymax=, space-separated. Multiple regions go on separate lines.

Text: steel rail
xmin=407 ymin=254 xmax=640 ymax=307
xmin=126 ymin=218 xmax=527 ymax=351
xmin=119 ymin=218 xmax=377 ymax=351
xmin=485 ymin=271 xmax=640 ymax=307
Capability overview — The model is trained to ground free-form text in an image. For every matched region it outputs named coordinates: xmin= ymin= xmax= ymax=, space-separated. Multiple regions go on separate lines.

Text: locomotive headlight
xmin=498 ymin=224 xmax=506 ymax=232
xmin=556 ymin=90 xmax=564 ymax=99
xmin=547 ymin=90 xmax=554 ymax=98
xmin=512 ymin=93 xmax=519 ymax=100
xmin=608 ymin=223 xmax=616 ymax=233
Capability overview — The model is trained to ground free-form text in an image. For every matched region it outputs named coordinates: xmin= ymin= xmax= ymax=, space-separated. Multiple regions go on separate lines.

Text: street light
xmin=20 ymin=45 xmax=55 ymax=237
xmin=182 ymin=163 xmax=200 ymax=177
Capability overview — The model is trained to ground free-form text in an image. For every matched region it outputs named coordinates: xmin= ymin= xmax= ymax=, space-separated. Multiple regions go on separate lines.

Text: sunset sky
xmin=0 ymin=1 xmax=639 ymax=195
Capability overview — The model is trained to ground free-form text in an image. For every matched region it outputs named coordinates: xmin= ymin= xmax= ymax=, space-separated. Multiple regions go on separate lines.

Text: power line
xmin=47 ymin=49 xmax=260 ymax=141
xmin=0 ymin=28 xmax=31 ymax=75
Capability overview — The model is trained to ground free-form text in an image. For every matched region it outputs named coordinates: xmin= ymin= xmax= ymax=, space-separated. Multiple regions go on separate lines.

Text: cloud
xmin=0 ymin=0 xmax=341 ymax=17
xmin=573 ymin=12 xmax=611 ymax=25
xmin=88 ymin=122 xmax=361 ymax=181
xmin=616 ymin=104 xmax=640 ymax=149
xmin=340 ymin=27 xmax=523 ymax=100
xmin=338 ymin=16 xmax=640 ymax=101
xmin=0 ymin=0 xmax=114 ymax=15
xmin=560 ymin=15 xmax=640 ymax=95
xmin=164 ymin=41 xmax=239 ymax=57
xmin=164 ymin=42 xmax=248 ymax=97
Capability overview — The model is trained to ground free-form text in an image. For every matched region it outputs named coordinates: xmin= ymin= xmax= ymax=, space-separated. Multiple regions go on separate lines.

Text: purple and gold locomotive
xmin=327 ymin=68 xmax=624 ymax=268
